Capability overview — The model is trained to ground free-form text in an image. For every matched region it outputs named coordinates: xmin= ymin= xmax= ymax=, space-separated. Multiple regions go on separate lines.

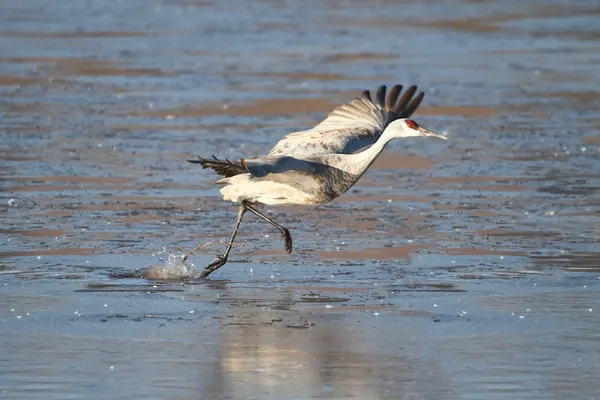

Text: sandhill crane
xmin=185 ymin=84 xmax=447 ymax=277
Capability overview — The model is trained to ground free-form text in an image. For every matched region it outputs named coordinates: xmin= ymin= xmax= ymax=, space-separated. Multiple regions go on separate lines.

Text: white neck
xmin=327 ymin=130 xmax=395 ymax=177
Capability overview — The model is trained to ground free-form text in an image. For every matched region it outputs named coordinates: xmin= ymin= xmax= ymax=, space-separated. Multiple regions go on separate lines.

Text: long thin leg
xmin=244 ymin=203 xmax=292 ymax=253
xmin=195 ymin=205 xmax=246 ymax=278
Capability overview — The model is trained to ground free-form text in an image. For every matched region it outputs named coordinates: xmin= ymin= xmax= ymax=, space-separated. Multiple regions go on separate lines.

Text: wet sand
xmin=1 ymin=0 xmax=600 ymax=399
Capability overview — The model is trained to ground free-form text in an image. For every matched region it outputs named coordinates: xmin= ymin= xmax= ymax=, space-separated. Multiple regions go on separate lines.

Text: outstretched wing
xmin=242 ymin=155 xmax=320 ymax=177
xmin=188 ymin=154 xmax=324 ymax=188
xmin=188 ymin=156 xmax=246 ymax=177
xmin=190 ymin=154 xmax=327 ymax=193
xmin=268 ymin=84 xmax=424 ymax=157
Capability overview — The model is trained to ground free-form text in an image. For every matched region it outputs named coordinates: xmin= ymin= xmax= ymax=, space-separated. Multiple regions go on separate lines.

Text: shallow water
xmin=2 ymin=0 xmax=600 ymax=399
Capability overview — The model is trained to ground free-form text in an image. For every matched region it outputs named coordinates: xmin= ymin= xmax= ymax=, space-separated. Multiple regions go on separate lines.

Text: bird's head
xmin=386 ymin=118 xmax=447 ymax=140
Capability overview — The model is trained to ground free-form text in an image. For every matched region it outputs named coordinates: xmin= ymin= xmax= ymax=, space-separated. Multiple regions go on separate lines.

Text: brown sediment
xmin=323 ymin=52 xmax=397 ymax=63
xmin=475 ymin=229 xmax=564 ymax=238
xmin=0 ymin=102 xmax=67 ymax=115
xmin=468 ymin=210 xmax=503 ymax=218
xmin=7 ymin=184 xmax=139 ymax=192
xmin=53 ymin=66 xmax=176 ymax=77
xmin=315 ymin=243 xmax=427 ymax=260
xmin=444 ymin=247 xmax=524 ymax=257
xmin=0 ymin=75 xmax=55 ymax=86
xmin=582 ymin=136 xmax=600 ymax=144
xmin=539 ymin=91 xmax=600 ymax=103
xmin=371 ymin=152 xmax=433 ymax=170
xmin=425 ymin=175 xmax=536 ymax=185
xmin=0 ymin=30 xmax=152 ymax=38
xmin=334 ymin=194 xmax=434 ymax=204
xmin=0 ymin=294 xmax=62 ymax=311
xmin=0 ymin=229 xmax=68 ymax=237
xmin=0 ymin=56 xmax=175 ymax=80
xmin=3 ymin=175 xmax=133 ymax=184
xmin=438 ymin=184 xmax=527 ymax=192
xmin=418 ymin=105 xmax=500 ymax=118
xmin=322 ymin=304 xmax=432 ymax=317
xmin=417 ymin=18 xmax=505 ymax=33
xmin=285 ymin=286 xmax=364 ymax=293
xmin=0 ymin=155 xmax=44 ymax=162
xmin=110 ymin=121 xmax=298 ymax=133
xmin=479 ymin=45 xmax=600 ymax=55
xmin=0 ymin=247 xmax=95 ymax=258
xmin=241 ymin=71 xmax=358 ymax=81
xmin=26 ymin=201 xmax=205 ymax=216
xmin=114 ymin=214 xmax=173 ymax=224
xmin=0 ymin=56 xmax=114 ymax=64
xmin=405 ymin=5 xmax=597 ymax=33
xmin=140 ymin=97 xmax=336 ymax=119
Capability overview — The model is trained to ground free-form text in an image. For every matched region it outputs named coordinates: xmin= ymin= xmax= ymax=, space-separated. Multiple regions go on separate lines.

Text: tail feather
xmin=188 ymin=156 xmax=247 ymax=177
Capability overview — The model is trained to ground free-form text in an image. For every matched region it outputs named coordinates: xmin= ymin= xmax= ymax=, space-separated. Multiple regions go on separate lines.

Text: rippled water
xmin=2 ymin=0 xmax=600 ymax=399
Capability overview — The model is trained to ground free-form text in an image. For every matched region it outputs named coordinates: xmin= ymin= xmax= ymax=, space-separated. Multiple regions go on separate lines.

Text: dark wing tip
xmin=394 ymin=85 xmax=419 ymax=116
xmin=362 ymin=83 xmax=425 ymax=117
xmin=361 ymin=90 xmax=372 ymax=102
xmin=375 ymin=85 xmax=387 ymax=109
xmin=187 ymin=156 xmax=203 ymax=164
xmin=385 ymin=84 xmax=403 ymax=111
xmin=401 ymin=91 xmax=425 ymax=118
xmin=188 ymin=155 xmax=246 ymax=177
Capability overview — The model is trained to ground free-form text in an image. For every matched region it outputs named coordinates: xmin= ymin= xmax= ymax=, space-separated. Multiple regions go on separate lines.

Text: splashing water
xmin=145 ymin=254 xmax=196 ymax=280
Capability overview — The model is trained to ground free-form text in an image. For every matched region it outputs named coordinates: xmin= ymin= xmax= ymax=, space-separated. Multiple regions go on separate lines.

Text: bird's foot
xmin=196 ymin=255 xmax=227 ymax=278
xmin=282 ymin=228 xmax=292 ymax=253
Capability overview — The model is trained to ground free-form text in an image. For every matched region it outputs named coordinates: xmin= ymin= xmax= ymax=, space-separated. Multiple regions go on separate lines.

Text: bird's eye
xmin=405 ymin=119 xmax=419 ymax=130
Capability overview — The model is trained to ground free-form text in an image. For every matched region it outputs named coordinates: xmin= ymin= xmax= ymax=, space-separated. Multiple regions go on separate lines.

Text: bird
xmin=184 ymin=84 xmax=447 ymax=277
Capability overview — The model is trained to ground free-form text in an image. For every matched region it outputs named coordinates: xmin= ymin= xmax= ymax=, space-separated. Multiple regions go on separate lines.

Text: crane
xmin=185 ymin=84 xmax=447 ymax=277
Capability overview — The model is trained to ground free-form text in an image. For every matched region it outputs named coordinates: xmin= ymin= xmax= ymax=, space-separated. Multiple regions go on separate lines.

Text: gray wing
xmin=243 ymin=155 xmax=319 ymax=177
xmin=243 ymin=155 xmax=326 ymax=192
xmin=268 ymin=84 xmax=424 ymax=157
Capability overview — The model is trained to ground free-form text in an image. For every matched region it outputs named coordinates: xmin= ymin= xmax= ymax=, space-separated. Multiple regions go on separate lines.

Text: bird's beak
xmin=419 ymin=127 xmax=447 ymax=140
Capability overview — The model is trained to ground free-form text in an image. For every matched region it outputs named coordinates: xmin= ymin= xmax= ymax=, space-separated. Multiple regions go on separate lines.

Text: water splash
xmin=145 ymin=254 xmax=195 ymax=280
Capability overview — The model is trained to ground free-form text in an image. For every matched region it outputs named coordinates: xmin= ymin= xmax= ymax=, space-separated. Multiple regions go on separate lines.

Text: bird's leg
xmin=244 ymin=203 xmax=292 ymax=253
xmin=196 ymin=205 xmax=247 ymax=278
xmin=182 ymin=241 xmax=214 ymax=263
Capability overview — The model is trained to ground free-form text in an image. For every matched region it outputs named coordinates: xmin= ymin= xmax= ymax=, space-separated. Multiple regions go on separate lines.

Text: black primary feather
xmin=188 ymin=156 xmax=247 ymax=177
xmin=394 ymin=85 xmax=418 ymax=116
xmin=385 ymin=84 xmax=402 ymax=111
xmin=375 ymin=85 xmax=386 ymax=109
xmin=361 ymin=90 xmax=372 ymax=102
xmin=401 ymin=91 xmax=425 ymax=118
